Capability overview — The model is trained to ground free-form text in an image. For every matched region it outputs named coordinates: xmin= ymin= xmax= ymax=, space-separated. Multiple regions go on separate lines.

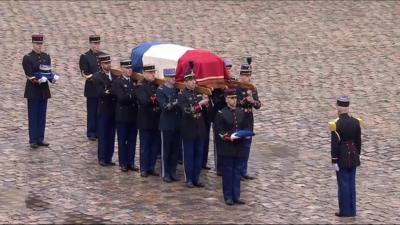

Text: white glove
xmin=230 ymin=133 xmax=240 ymax=140
xmin=332 ymin=163 xmax=340 ymax=172
xmin=53 ymin=74 xmax=60 ymax=81
xmin=38 ymin=76 xmax=48 ymax=84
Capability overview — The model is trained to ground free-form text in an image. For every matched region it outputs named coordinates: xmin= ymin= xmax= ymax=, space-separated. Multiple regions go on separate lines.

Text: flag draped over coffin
xmin=131 ymin=42 xmax=230 ymax=83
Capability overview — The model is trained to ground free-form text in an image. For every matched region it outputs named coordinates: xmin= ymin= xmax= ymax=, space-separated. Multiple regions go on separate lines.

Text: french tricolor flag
xmin=131 ymin=42 xmax=230 ymax=85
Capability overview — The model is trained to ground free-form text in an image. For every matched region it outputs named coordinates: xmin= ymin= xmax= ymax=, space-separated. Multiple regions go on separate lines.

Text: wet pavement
xmin=0 ymin=0 xmax=399 ymax=224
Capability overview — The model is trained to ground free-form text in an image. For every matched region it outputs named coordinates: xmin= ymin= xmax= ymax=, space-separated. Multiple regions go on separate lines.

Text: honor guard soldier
xmin=136 ymin=64 xmax=161 ymax=177
xmin=215 ymin=88 xmax=249 ymax=205
xmin=22 ymin=33 xmax=59 ymax=149
xmin=79 ymin=35 xmax=105 ymax=141
xmin=156 ymin=68 xmax=181 ymax=183
xmin=211 ymin=59 xmax=232 ymax=176
xmin=329 ymin=96 xmax=363 ymax=217
xmin=93 ymin=54 xmax=117 ymax=166
xmin=178 ymin=64 xmax=208 ymax=188
xmin=111 ymin=59 xmax=139 ymax=172
xmin=236 ymin=57 xmax=261 ymax=180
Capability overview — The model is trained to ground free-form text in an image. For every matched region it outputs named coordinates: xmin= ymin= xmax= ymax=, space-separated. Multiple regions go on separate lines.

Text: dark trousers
xmin=97 ymin=115 xmax=116 ymax=163
xmin=27 ymin=99 xmax=47 ymax=144
xmin=182 ymin=138 xmax=204 ymax=184
xmin=221 ymin=155 xmax=242 ymax=202
xmin=239 ymin=138 xmax=252 ymax=176
xmin=161 ymin=130 xmax=181 ymax=179
xmin=202 ymin=121 xmax=212 ymax=168
xmin=213 ymin=123 xmax=222 ymax=174
xmin=86 ymin=97 xmax=98 ymax=138
xmin=336 ymin=167 xmax=357 ymax=216
xmin=139 ymin=129 xmax=161 ymax=173
xmin=116 ymin=122 xmax=138 ymax=168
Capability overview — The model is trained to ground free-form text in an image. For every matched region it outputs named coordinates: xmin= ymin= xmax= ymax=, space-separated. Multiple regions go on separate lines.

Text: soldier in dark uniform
xmin=210 ymin=59 xmax=232 ymax=176
xmin=328 ymin=96 xmax=363 ymax=217
xmin=236 ymin=61 xmax=261 ymax=180
xmin=79 ymin=35 xmax=105 ymax=141
xmin=156 ymin=68 xmax=181 ymax=183
xmin=111 ymin=59 xmax=139 ymax=172
xmin=92 ymin=54 xmax=117 ymax=166
xmin=178 ymin=70 xmax=208 ymax=188
xmin=136 ymin=64 xmax=161 ymax=177
xmin=22 ymin=33 xmax=59 ymax=149
xmin=215 ymin=88 xmax=248 ymax=205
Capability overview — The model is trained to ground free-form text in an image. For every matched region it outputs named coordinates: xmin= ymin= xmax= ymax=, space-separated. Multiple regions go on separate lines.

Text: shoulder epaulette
xmin=356 ymin=117 xmax=365 ymax=129
xmin=328 ymin=118 xmax=339 ymax=132
xmin=328 ymin=118 xmax=340 ymax=141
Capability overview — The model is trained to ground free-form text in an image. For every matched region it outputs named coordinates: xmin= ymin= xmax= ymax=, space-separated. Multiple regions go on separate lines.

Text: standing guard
xmin=156 ymin=68 xmax=181 ymax=183
xmin=22 ymin=33 xmax=59 ymax=149
xmin=236 ymin=58 xmax=261 ymax=180
xmin=178 ymin=65 xmax=208 ymax=188
xmin=79 ymin=35 xmax=105 ymax=141
xmin=93 ymin=54 xmax=117 ymax=166
xmin=215 ymin=88 xmax=249 ymax=205
xmin=136 ymin=64 xmax=161 ymax=177
xmin=112 ymin=59 xmax=139 ymax=172
xmin=329 ymin=96 xmax=363 ymax=217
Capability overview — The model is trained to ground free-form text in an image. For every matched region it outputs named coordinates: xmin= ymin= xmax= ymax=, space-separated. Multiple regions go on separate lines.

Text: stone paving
xmin=0 ymin=0 xmax=399 ymax=224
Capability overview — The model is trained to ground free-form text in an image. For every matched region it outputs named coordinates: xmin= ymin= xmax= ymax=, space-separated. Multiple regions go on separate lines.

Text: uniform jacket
xmin=136 ymin=80 xmax=160 ymax=130
xmin=330 ymin=113 xmax=362 ymax=167
xmin=236 ymin=86 xmax=261 ymax=131
xmin=93 ymin=70 xmax=118 ymax=117
xmin=178 ymin=88 xmax=206 ymax=140
xmin=79 ymin=49 xmax=105 ymax=98
xmin=215 ymin=107 xmax=249 ymax=157
xmin=156 ymin=85 xmax=181 ymax=131
xmin=111 ymin=76 xmax=137 ymax=124
xmin=22 ymin=51 xmax=51 ymax=99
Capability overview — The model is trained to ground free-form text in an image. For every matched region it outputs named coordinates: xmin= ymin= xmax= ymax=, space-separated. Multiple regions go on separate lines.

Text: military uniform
xmin=178 ymin=72 xmax=207 ymax=188
xmin=156 ymin=68 xmax=182 ymax=182
xmin=111 ymin=60 xmax=138 ymax=172
xmin=92 ymin=54 xmax=117 ymax=166
xmin=136 ymin=65 xmax=161 ymax=177
xmin=22 ymin=34 xmax=54 ymax=148
xmin=79 ymin=35 xmax=104 ymax=140
xmin=236 ymin=63 xmax=261 ymax=179
xmin=215 ymin=88 xmax=249 ymax=205
xmin=329 ymin=96 xmax=363 ymax=217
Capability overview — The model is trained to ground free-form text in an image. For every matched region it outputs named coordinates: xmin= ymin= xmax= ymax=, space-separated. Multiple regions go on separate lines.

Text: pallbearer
xmin=156 ymin=68 xmax=181 ymax=182
xmin=236 ymin=57 xmax=261 ymax=180
xmin=178 ymin=64 xmax=208 ymax=188
xmin=93 ymin=54 xmax=117 ymax=166
xmin=112 ymin=59 xmax=139 ymax=172
xmin=136 ymin=64 xmax=161 ymax=177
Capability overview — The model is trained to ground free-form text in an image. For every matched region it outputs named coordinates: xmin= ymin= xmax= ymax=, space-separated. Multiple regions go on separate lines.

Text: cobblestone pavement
xmin=0 ymin=0 xmax=399 ymax=224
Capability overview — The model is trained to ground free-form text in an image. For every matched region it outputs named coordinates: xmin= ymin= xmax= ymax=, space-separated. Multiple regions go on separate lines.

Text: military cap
xmin=32 ymin=33 xmax=44 ymax=43
xmin=98 ymin=54 xmax=111 ymax=63
xmin=89 ymin=35 xmax=101 ymax=43
xmin=163 ymin=68 xmax=176 ymax=77
xmin=143 ymin=64 xmax=156 ymax=72
xmin=120 ymin=59 xmax=132 ymax=68
xmin=336 ymin=95 xmax=350 ymax=107
xmin=224 ymin=59 xmax=233 ymax=68
xmin=224 ymin=88 xmax=237 ymax=98
xmin=184 ymin=70 xmax=195 ymax=81
xmin=240 ymin=64 xmax=252 ymax=76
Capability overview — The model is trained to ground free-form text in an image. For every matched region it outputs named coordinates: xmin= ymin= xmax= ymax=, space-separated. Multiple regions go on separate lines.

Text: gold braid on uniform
xmin=328 ymin=118 xmax=340 ymax=142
